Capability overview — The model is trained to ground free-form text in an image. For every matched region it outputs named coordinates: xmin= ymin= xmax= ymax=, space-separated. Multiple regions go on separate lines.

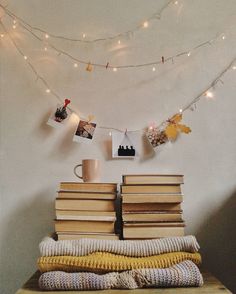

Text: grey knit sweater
xmin=40 ymin=235 xmax=199 ymax=257
xmin=39 ymin=260 xmax=203 ymax=290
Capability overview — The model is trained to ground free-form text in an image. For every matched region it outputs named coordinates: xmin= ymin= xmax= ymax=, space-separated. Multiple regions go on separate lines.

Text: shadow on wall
xmin=35 ymin=110 xmax=79 ymax=159
xmin=0 ymin=190 xmax=54 ymax=294
xmin=196 ymin=191 xmax=236 ymax=293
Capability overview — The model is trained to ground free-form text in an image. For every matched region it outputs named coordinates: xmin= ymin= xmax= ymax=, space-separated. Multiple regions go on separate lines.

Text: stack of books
xmin=121 ymin=174 xmax=185 ymax=239
xmin=55 ymin=182 xmax=119 ymax=240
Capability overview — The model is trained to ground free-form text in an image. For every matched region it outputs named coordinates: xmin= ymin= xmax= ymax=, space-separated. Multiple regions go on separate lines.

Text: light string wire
xmin=0 ymin=0 xmax=174 ymax=43
xmin=0 ymin=21 xmax=130 ymax=132
xmin=0 ymin=3 xmax=230 ymax=70
xmin=0 ymin=21 xmax=63 ymax=103
xmin=156 ymin=56 xmax=236 ymax=131
xmin=0 ymin=23 xmax=235 ymax=134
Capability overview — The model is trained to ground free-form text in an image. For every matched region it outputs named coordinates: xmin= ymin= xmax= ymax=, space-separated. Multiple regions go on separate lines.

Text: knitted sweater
xmin=38 ymin=251 xmax=201 ymax=273
xmin=39 ymin=260 xmax=203 ymax=290
xmin=39 ymin=235 xmax=199 ymax=257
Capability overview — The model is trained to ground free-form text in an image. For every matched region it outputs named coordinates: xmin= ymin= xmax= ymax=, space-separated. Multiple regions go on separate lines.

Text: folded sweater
xmin=39 ymin=260 xmax=203 ymax=290
xmin=39 ymin=235 xmax=199 ymax=257
xmin=38 ymin=251 xmax=201 ymax=273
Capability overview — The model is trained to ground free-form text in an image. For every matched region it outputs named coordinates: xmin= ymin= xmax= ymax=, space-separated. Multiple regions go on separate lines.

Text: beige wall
xmin=0 ymin=0 xmax=236 ymax=293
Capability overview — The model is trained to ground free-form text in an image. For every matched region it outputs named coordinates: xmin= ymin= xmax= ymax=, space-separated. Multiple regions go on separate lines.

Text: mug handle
xmin=74 ymin=164 xmax=83 ymax=180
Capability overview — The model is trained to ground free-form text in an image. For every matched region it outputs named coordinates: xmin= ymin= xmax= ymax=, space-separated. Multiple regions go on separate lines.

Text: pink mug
xmin=74 ymin=159 xmax=101 ymax=183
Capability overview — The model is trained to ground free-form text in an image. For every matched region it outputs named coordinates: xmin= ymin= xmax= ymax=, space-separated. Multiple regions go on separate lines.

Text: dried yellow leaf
xmin=165 ymin=124 xmax=178 ymax=140
xmin=170 ymin=114 xmax=182 ymax=124
xmin=178 ymin=124 xmax=191 ymax=134
xmin=88 ymin=115 xmax=95 ymax=122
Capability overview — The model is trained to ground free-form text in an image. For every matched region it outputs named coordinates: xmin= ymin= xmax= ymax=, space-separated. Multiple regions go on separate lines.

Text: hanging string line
xmin=1 ymin=9 xmax=230 ymax=70
xmin=0 ymin=21 xmax=64 ymax=103
xmin=0 ymin=0 xmax=174 ymax=43
xmin=156 ymin=57 xmax=236 ymax=131
xmin=0 ymin=21 xmax=235 ymax=133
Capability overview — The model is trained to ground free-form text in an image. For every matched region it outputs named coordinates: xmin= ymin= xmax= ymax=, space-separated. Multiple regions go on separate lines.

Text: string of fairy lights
xmin=0 ymin=2 xmax=235 ymax=134
xmin=0 ymin=0 xmax=175 ymax=43
xmin=0 ymin=2 xmax=231 ymax=71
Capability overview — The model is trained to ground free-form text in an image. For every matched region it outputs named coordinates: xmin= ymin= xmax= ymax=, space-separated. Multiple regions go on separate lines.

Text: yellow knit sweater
xmin=38 ymin=251 xmax=201 ymax=273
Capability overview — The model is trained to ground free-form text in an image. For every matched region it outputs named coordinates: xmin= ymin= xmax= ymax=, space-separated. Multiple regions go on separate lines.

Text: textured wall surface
xmin=0 ymin=1 xmax=236 ymax=293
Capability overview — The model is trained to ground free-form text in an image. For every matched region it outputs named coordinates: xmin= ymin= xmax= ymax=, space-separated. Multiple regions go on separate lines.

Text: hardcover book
xmin=60 ymin=182 xmax=117 ymax=193
xmin=55 ymin=199 xmax=115 ymax=211
xmin=58 ymin=191 xmax=116 ymax=200
xmin=55 ymin=220 xmax=115 ymax=233
xmin=121 ymin=193 xmax=183 ymax=203
xmin=57 ymin=232 xmax=119 ymax=241
xmin=121 ymin=184 xmax=181 ymax=194
xmin=122 ymin=174 xmax=184 ymax=185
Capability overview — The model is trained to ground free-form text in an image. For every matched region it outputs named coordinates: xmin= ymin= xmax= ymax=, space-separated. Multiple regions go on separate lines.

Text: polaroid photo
xmin=146 ymin=128 xmax=168 ymax=148
xmin=47 ymin=104 xmax=71 ymax=129
xmin=73 ymin=119 xmax=97 ymax=143
xmin=112 ymin=130 xmax=141 ymax=158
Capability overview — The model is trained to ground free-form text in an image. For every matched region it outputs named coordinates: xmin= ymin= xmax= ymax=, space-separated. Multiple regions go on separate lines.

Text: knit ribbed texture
xmin=39 ymin=235 xmax=200 ymax=257
xmin=39 ymin=260 xmax=203 ymax=290
xmin=38 ymin=251 xmax=201 ymax=273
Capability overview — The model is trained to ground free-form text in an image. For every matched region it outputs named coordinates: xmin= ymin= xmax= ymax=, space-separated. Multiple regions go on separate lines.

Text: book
xmin=60 ymin=182 xmax=117 ymax=193
xmin=123 ymin=174 xmax=184 ymax=185
xmin=57 ymin=232 xmax=119 ymax=240
xmin=121 ymin=184 xmax=181 ymax=194
xmin=122 ymin=212 xmax=183 ymax=222
xmin=121 ymin=193 xmax=183 ymax=203
xmin=123 ymin=222 xmax=185 ymax=227
xmin=123 ymin=225 xmax=185 ymax=239
xmin=55 ymin=199 xmax=115 ymax=211
xmin=55 ymin=220 xmax=115 ymax=233
xmin=58 ymin=191 xmax=116 ymax=200
xmin=122 ymin=202 xmax=182 ymax=212
xmin=56 ymin=210 xmax=116 ymax=221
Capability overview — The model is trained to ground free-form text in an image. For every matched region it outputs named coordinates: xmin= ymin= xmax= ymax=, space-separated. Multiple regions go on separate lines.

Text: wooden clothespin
xmin=86 ymin=62 xmax=92 ymax=72
xmin=162 ymin=56 xmax=165 ymax=64
xmin=87 ymin=114 xmax=95 ymax=123
xmin=106 ymin=62 xmax=109 ymax=69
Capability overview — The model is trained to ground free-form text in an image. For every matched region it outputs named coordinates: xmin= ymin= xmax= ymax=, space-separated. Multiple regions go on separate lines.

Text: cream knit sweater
xmin=39 ymin=235 xmax=199 ymax=257
xmin=39 ymin=260 xmax=203 ymax=290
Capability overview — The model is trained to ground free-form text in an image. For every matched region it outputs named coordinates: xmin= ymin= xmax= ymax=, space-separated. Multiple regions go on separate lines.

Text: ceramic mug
xmin=74 ymin=159 xmax=101 ymax=182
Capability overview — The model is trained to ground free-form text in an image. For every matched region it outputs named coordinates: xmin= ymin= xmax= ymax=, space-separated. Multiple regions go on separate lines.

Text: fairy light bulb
xmin=187 ymin=52 xmax=191 ymax=57
xmin=232 ymin=66 xmax=236 ymax=70
xmin=222 ymin=35 xmax=226 ymax=40
xmin=23 ymin=55 xmax=28 ymax=60
xmin=12 ymin=20 xmax=17 ymax=29
xmin=109 ymin=131 xmax=112 ymax=136
xmin=118 ymin=40 xmax=121 ymax=45
xmin=113 ymin=67 xmax=117 ymax=72
xmin=82 ymin=33 xmax=86 ymax=38
xmin=174 ymin=0 xmax=178 ymax=4
xmin=179 ymin=108 xmax=183 ymax=113
xmin=44 ymin=47 xmax=48 ymax=51
xmin=74 ymin=63 xmax=78 ymax=68
xmin=152 ymin=67 xmax=156 ymax=72
xmin=149 ymin=122 xmax=156 ymax=130
xmin=45 ymin=34 xmax=49 ymax=39
xmin=143 ymin=21 xmax=149 ymax=28
xmin=0 ymin=34 xmax=4 ymax=38
xmin=205 ymin=91 xmax=214 ymax=98
xmin=46 ymin=89 xmax=51 ymax=93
